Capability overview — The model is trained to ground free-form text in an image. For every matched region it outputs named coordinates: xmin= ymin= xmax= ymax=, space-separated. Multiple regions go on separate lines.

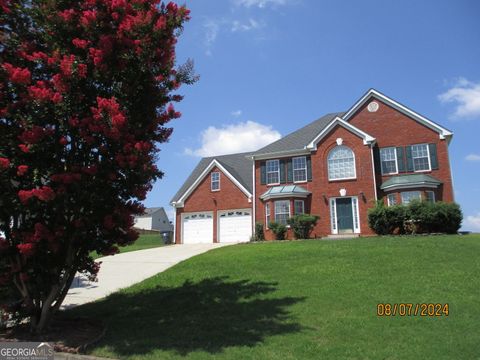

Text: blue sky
xmin=146 ymin=0 xmax=480 ymax=231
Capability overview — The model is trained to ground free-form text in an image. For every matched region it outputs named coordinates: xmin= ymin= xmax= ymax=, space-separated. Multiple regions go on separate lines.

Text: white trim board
xmin=306 ymin=117 xmax=376 ymax=150
xmin=174 ymin=159 xmax=252 ymax=207
xmin=342 ymin=89 xmax=453 ymax=141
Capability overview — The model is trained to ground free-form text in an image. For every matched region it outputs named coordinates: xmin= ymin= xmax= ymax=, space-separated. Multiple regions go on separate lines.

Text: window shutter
xmin=406 ymin=146 xmax=414 ymax=172
xmin=260 ymin=162 xmax=266 ymax=185
xmin=373 ymin=147 xmax=381 ymax=175
xmin=396 ymin=147 xmax=406 ymax=173
xmin=279 ymin=159 xmax=286 ymax=184
xmin=306 ymin=156 xmax=312 ymax=181
xmin=287 ymin=160 xmax=293 ymax=183
xmin=429 ymin=143 xmax=438 ymax=170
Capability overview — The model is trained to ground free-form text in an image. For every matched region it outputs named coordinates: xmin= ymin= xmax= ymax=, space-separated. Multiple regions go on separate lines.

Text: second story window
xmin=380 ymin=147 xmax=398 ymax=175
xmin=292 ymin=157 xmax=307 ymax=182
xmin=328 ymin=145 xmax=356 ymax=181
xmin=411 ymin=144 xmax=430 ymax=171
xmin=266 ymin=159 xmax=280 ymax=184
xmin=211 ymin=172 xmax=220 ymax=191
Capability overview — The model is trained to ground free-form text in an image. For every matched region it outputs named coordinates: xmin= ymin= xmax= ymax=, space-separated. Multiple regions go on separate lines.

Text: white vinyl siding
xmin=266 ymin=159 xmax=280 ymax=185
xmin=211 ymin=172 xmax=220 ymax=191
xmin=380 ymin=147 xmax=398 ymax=175
xmin=401 ymin=191 xmax=421 ymax=204
xmin=274 ymin=200 xmax=290 ymax=225
xmin=411 ymin=144 xmax=431 ymax=172
xmin=292 ymin=156 xmax=307 ymax=182
xmin=328 ymin=146 xmax=356 ymax=180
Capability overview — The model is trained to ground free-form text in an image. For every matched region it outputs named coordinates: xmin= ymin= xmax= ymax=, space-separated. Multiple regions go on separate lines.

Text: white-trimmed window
xmin=387 ymin=193 xmax=397 ymax=206
xmin=292 ymin=157 xmax=307 ymax=182
xmin=211 ymin=172 xmax=220 ymax=191
xmin=274 ymin=200 xmax=290 ymax=225
xmin=266 ymin=159 xmax=280 ymax=184
xmin=412 ymin=144 xmax=430 ymax=172
xmin=380 ymin=147 xmax=398 ymax=175
xmin=265 ymin=203 xmax=271 ymax=226
xmin=401 ymin=191 xmax=421 ymax=204
xmin=328 ymin=145 xmax=356 ymax=180
xmin=294 ymin=200 xmax=304 ymax=215
xmin=425 ymin=191 xmax=435 ymax=203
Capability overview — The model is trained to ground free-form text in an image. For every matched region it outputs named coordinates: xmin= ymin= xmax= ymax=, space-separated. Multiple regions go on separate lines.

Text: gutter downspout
xmin=370 ymin=144 xmax=378 ymax=201
xmin=251 ymin=156 xmax=256 ymax=236
xmin=171 ymin=202 xmax=177 ymax=244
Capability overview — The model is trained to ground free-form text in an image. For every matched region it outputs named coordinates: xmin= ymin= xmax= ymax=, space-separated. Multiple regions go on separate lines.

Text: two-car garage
xmin=181 ymin=209 xmax=252 ymax=244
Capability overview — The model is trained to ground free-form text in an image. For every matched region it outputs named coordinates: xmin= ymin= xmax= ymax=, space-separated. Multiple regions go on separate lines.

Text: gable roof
xmin=343 ymin=89 xmax=453 ymax=140
xmin=136 ymin=207 xmax=163 ymax=217
xmin=170 ymin=152 xmax=253 ymax=206
xmin=306 ymin=116 xmax=376 ymax=149
xmin=252 ymin=112 xmax=344 ymax=158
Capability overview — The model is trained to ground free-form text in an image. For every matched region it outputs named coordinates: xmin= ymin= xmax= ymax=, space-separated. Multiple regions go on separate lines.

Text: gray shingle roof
xmin=136 ymin=207 xmax=163 ymax=217
xmin=253 ymin=112 xmax=345 ymax=156
xmin=170 ymin=152 xmax=253 ymax=204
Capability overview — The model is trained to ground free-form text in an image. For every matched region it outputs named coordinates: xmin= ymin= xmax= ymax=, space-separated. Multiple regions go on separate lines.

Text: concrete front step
xmin=325 ymin=234 xmax=360 ymax=240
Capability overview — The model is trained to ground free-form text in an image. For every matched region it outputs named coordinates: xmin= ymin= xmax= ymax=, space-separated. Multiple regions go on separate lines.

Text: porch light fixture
xmin=360 ymin=191 xmax=366 ymax=202
xmin=339 ymin=188 xmax=347 ymax=197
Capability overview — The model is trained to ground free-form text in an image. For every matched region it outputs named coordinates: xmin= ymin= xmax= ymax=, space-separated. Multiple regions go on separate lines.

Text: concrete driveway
xmin=62 ymin=243 xmax=232 ymax=309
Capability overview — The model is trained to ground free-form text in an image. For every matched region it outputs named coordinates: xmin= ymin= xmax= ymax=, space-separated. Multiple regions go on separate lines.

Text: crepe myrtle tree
xmin=0 ymin=0 xmax=195 ymax=333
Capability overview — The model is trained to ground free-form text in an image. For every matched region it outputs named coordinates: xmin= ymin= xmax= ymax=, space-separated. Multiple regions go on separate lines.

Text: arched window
xmin=328 ymin=145 xmax=356 ymax=180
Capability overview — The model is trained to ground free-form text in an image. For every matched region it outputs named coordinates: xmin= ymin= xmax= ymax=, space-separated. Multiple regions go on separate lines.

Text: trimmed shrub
xmin=368 ymin=199 xmax=462 ymax=235
xmin=268 ymin=222 xmax=287 ymax=240
xmin=287 ymin=214 xmax=319 ymax=239
xmin=250 ymin=222 xmax=265 ymax=242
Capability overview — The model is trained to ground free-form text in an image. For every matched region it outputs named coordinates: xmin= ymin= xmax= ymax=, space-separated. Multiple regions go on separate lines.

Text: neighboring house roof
xmin=260 ymin=185 xmax=311 ymax=200
xmin=136 ymin=207 xmax=163 ymax=218
xmin=343 ymin=89 xmax=453 ymax=140
xmin=380 ymin=174 xmax=442 ymax=191
xmin=171 ymin=152 xmax=253 ymax=206
xmin=253 ymin=112 xmax=345 ymax=158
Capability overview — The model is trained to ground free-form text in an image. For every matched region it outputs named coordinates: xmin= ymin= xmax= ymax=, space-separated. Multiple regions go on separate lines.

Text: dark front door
xmin=336 ymin=198 xmax=354 ymax=233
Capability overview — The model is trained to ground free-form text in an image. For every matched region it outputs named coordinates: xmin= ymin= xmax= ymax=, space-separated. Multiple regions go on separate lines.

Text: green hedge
xmin=287 ymin=214 xmax=319 ymax=239
xmin=368 ymin=200 xmax=462 ymax=235
xmin=268 ymin=222 xmax=287 ymax=240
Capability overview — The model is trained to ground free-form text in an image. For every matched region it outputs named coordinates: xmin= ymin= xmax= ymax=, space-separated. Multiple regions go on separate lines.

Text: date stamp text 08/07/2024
xmin=377 ymin=303 xmax=449 ymax=317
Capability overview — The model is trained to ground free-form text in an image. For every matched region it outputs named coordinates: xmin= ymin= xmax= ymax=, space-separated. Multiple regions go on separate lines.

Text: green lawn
xmin=69 ymin=235 xmax=480 ymax=360
xmin=92 ymin=234 xmax=167 ymax=259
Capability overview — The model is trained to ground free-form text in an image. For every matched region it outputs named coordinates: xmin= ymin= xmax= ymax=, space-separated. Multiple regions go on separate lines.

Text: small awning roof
xmin=380 ymin=174 xmax=442 ymax=191
xmin=260 ymin=185 xmax=311 ymax=200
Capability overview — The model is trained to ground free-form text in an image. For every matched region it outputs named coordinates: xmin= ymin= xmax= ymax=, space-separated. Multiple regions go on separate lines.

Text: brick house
xmin=171 ymin=89 xmax=454 ymax=243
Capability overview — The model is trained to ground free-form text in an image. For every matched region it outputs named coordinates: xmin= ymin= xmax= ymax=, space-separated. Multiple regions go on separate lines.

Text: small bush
xmin=287 ymin=214 xmax=319 ymax=239
xmin=250 ymin=222 xmax=265 ymax=242
xmin=268 ymin=222 xmax=287 ymax=240
xmin=368 ymin=199 xmax=462 ymax=235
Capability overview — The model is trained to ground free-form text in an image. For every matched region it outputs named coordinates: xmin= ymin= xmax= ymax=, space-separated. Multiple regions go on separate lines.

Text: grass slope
xmin=69 ymin=235 xmax=480 ymax=360
xmin=91 ymin=234 xmax=166 ymax=259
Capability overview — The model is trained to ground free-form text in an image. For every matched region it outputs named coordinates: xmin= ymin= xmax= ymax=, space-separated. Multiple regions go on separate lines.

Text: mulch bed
xmin=0 ymin=317 xmax=106 ymax=354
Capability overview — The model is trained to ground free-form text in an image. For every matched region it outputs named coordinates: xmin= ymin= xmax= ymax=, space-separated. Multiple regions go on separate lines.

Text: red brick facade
xmin=174 ymin=92 xmax=455 ymax=242
xmin=174 ymin=165 xmax=251 ymax=244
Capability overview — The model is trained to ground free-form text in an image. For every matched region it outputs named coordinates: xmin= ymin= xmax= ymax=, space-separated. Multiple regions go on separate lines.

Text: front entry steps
xmin=326 ymin=234 xmax=360 ymax=240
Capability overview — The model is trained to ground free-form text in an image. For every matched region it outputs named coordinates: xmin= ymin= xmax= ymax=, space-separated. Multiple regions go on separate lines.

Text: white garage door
xmin=218 ymin=209 xmax=252 ymax=243
xmin=182 ymin=212 xmax=213 ymax=244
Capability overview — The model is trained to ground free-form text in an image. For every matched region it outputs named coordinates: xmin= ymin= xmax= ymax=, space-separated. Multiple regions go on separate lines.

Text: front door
xmin=336 ymin=197 xmax=354 ymax=234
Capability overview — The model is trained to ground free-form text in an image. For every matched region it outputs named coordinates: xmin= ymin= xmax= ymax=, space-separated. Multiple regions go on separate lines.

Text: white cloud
xmin=438 ymin=78 xmax=480 ymax=119
xmin=466 ymin=153 xmax=480 ymax=161
xmin=185 ymin=121 xmax=281 ymax=157
xmin=463 ymin=212 xmax=480 ymax=232
xmin=231 ymin=110 xmax=242 ymax=117
xmin=234 ymin=0 xmax=293 ymax=8
xmin=203 ymin=19 xmax=220 ymax=55
xmin=231 ymin=18 xmax=264 ymax=32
